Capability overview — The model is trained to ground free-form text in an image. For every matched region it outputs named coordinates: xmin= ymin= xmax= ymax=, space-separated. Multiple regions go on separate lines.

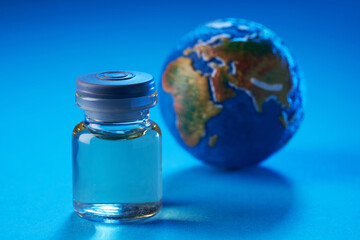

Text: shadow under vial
xmin=52 ymin=165 xmax=293 ymax=239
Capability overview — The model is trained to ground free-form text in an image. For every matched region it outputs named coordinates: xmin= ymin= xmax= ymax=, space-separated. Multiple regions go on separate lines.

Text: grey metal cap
xmin=76 ymin=71 xmax=157 ymax=114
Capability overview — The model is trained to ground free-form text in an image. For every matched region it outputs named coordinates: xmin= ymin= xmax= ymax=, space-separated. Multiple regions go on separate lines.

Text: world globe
xmin=159 ymin=18 xmax=304 ymax=169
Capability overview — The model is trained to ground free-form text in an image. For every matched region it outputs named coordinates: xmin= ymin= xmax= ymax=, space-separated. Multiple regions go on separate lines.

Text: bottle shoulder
xmin=73 ymin=121 xmax=86 ymax=136
xmin=73 ymin=120 xmax=161 ymax=141
xmin=149 ymin=119 xmax=161 ymax=136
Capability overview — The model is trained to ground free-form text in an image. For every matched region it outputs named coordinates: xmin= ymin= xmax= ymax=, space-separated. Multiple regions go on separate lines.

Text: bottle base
xmin=73 ymin=200 xmax=162 ymax=223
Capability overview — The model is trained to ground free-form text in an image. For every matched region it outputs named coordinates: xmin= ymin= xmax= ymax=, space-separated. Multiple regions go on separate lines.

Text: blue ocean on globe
xmin=159 ymin=18 xmax=304 ymax=169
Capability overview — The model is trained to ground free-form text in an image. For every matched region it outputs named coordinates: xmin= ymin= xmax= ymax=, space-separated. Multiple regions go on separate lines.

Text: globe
xmin=159 ymin=18 xmax=304 ymax=169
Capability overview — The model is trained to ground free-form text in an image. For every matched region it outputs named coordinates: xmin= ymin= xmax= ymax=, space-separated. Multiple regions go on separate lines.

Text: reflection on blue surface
xmin=53 ymin=166 xmax=292 ymax=239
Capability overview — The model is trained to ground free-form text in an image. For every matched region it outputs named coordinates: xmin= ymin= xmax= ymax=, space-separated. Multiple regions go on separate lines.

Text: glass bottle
xmin=72 ymin=71 xmax=162 ymax=222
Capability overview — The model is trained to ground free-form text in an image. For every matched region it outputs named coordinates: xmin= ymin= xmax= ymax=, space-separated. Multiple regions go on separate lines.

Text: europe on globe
xmin=159 ymin=18 xmax=304 ymax=169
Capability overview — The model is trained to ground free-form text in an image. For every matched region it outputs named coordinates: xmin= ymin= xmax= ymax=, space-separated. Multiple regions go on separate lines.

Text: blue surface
xmin=0 ymin=0 xmax=359 ymax=239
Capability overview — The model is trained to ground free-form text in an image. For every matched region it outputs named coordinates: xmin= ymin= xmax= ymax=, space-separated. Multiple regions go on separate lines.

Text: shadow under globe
xmin=158 ymin=165 xmax=294 ymax=237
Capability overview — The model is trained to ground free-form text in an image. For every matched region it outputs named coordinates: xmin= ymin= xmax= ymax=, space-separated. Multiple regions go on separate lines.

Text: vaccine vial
xmin=72 ymin=71 xmax=162 ymax=222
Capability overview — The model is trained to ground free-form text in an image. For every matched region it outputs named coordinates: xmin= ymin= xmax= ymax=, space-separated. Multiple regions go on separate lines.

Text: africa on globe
xmin=159 ymin=18 xmax=304 ymax=169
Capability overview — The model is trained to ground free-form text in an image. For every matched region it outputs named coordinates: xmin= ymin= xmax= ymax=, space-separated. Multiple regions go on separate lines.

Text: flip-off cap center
xmin=96 ymin=71 xmax=135 ymax=81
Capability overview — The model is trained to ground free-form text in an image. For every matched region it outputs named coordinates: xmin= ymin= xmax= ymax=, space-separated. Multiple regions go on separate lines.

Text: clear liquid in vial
xmin=72 ymin=120 xmax=162 ymax=222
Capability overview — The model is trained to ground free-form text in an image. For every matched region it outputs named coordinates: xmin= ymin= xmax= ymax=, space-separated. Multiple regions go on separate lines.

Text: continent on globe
xmin=160 ymin=18 xmax=304 ymax=168
xmin=183 ymin=35 xmax=292 ymax=112
xmin=162 ymin=57 xmax=222 ymax=146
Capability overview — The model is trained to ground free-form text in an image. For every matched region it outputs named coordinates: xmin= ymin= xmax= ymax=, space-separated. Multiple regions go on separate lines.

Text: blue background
xmin=1 ymin=0 xmax=359 ymax=239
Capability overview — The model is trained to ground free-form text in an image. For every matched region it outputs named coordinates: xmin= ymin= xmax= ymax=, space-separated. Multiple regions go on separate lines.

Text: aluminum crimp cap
xmin=76 ymin=71 xmax=157 ymax=112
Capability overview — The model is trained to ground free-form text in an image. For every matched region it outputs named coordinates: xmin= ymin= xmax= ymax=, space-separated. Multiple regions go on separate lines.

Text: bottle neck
xmin=84 ymin=109 xmax=150 ymax=132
